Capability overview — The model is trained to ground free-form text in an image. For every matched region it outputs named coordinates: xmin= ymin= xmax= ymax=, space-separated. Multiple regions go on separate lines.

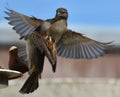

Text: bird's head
xmin=55 ymin=8 xmax=68 ymax=19
xmin=9 ymin=46 xmax=18 ymax=55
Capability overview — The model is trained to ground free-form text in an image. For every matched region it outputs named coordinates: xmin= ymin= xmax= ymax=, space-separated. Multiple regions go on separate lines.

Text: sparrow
xmin=5 ymin=8 xmax=112 ymax=59
xmin=8 ymin=46 xmax=29 ymax=74
xmin=19 ymin=32 xmax=56 ymax=94
xmin=8 ymin=33 xmax=56 ymax=94
xmin=5 ymin=8 xmax=57 ymax=93
xmin=5 ymin=8 xmax=112 ymax=94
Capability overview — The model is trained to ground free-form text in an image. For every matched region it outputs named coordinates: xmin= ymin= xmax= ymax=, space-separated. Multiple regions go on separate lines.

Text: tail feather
xmin=19 ymin=72 xmax=39 ymax=94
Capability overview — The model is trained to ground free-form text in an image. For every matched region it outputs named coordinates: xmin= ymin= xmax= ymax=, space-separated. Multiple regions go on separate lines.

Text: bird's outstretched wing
xmin=57 ymin=29 xmax=112 ymax=59
xmin=5 ymin=9 xmax=43 ymax=39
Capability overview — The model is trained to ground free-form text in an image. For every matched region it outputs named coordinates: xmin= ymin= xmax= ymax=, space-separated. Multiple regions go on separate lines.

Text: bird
xmin=5 ymin=8 xmax=112 ymax=59
xmin=8 ymin=33 xmax=56 ymax=94
xmin=19 ymin=32 xmax=56 ymax=94
xmin=5 ymin=8 xmax=57 ymax=93
xmin=5 ymin=8 xmax=112 ymax=94
xmin=8 ymin=46 xmax=29 ymax=74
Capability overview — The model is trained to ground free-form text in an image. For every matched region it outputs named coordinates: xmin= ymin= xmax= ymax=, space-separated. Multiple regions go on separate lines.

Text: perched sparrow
xmin=9 ymin=46 xmax=29 ymax=73
xmin=5 ymin=8 xmax=112 ymax=94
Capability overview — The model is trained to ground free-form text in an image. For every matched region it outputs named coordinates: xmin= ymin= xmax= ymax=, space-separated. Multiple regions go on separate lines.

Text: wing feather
xmin=57 ymin=29 xmax=112 ymax=59
xmin=5 ymin=9 xmax=43 ymax=39
xmin=28 ymin=33 xmax=57 ymax=72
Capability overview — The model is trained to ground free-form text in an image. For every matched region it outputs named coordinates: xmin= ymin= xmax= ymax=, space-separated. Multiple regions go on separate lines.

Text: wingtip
xmin=4 ymin=17 xmax=9 ymax=20
xmin=4 ymin=7 xmax=15 ymax=16
xmin=4 ymin=7 xmax=11 ymax=14
xmin=105 ymin=41 xmax=114 ymax=48
xmin=106 ymin=41 xmax=114 ymax=44
xmin=4 ymin=11 xmax=9 ymax=15
xmin=52 ymin=64 xmax=56 ymax=73
xmin=5 ymin=7 xmax=12 ymax=12
xmin=4 ymin=10 xmax=12 ymax=18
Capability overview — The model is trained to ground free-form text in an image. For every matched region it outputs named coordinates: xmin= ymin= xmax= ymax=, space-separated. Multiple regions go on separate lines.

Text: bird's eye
xmin=62 ymin=11 xmax=66 ymax=13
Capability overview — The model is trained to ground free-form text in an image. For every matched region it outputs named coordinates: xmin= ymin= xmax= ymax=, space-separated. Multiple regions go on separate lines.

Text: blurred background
xmin=0 ymin=0 xmax=120 ymax=79
xmin=0 ymin=0 xmax=120 ymax=97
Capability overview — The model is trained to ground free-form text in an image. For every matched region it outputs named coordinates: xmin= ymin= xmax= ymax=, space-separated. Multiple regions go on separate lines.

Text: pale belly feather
xmin=50 ymin=20 xmax=67 ymax=42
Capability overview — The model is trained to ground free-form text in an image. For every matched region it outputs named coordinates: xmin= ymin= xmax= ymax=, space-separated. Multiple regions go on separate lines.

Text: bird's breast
xmin=50 ymin=20 xmax=67 ymax=42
